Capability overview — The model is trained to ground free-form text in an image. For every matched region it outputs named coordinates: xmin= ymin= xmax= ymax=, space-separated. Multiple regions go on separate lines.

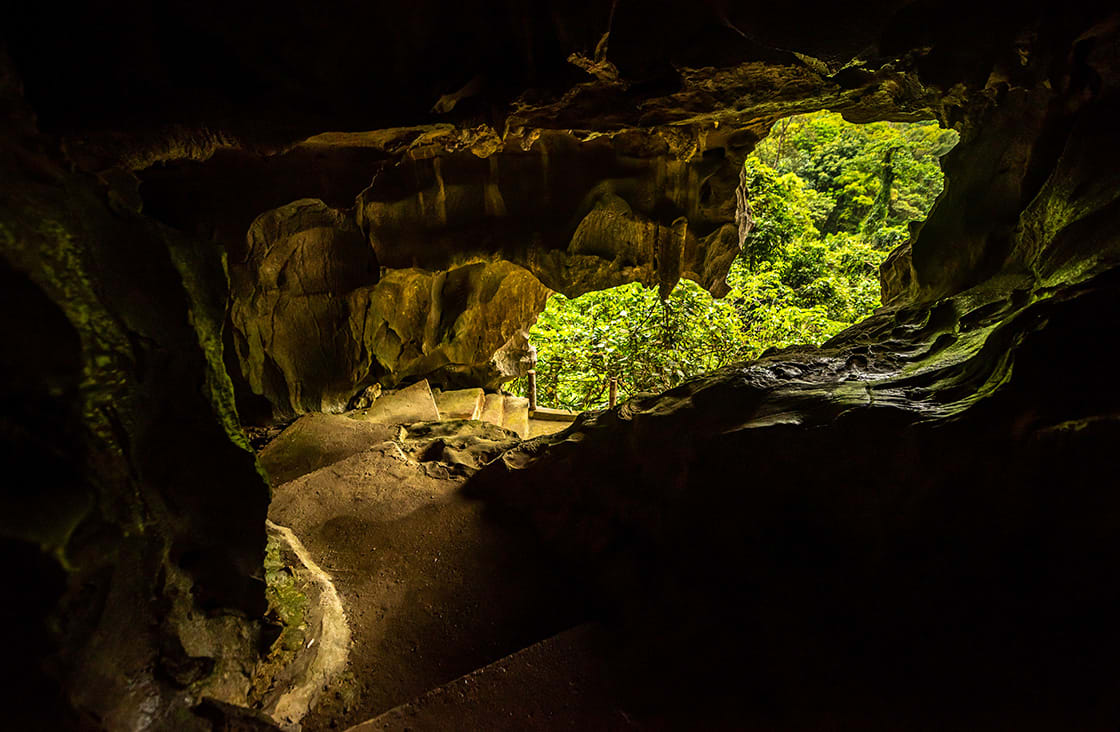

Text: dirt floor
xmin=258 ymin=416 xmax=590 ymax=730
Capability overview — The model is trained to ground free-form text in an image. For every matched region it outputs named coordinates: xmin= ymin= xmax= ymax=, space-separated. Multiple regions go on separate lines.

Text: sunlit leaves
xmin=517 ymin=112 xmax=955 ymax=410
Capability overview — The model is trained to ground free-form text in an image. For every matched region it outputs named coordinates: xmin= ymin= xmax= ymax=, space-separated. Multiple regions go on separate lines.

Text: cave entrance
xmin=519 ymin=111 xmax=959 ymax=411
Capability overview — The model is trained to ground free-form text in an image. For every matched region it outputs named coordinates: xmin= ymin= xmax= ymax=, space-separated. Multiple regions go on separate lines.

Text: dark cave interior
xmin=2 ymin=2 xmax=1120 ymax=729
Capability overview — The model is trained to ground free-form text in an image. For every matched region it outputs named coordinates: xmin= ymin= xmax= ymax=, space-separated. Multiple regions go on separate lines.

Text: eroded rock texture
xmin=882 ymin=9 xmax=1120 ymax=304
xmin=230 ymin=198 xmax=550 ymax=415
xmin=3 ymin=1 xmax=1120 ymax=728
xmin=29 ymin=1 xmax=997 ymax=418
xmin=462 ymin=9 xmax=1120 ymax=724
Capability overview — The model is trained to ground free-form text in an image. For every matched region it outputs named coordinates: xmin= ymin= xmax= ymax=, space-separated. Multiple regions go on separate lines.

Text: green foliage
xmin=755 ymin=111 xmax=958 ymax=238
xmin=516 ymin=279 xmax=747 ymax=411
xmin=519 ymin=112 xmax=957 ymax=410
xmin=740 ymin=158 xmax=820 ymax=265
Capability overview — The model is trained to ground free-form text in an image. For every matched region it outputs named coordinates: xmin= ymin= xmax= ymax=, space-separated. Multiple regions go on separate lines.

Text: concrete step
xmin=529 ymin=406 xmax=579 ymax=422
xmin=527 ymin=406 xmax=578 ymax=438
xmin=347 ymin=379 xmax=440 ymax=425
xmin=528 ymin=419 xmax=573 ymax=438
xmin=344 ymin=624 xmax=630 ymax=732
xmin=433 ymin=387 xmax=485 ymax=421
xmin=479 ymin=393 xmax=505 ymax=427
xmin=501 ymin=395 xmax=530 ymax=439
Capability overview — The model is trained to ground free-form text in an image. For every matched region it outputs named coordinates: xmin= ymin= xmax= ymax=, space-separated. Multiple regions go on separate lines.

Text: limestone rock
xmin=231 ymin=200 xmax=553 ymax=417
xmin=7 ymin=5 xmax=1120 ymax=729
xmin=0 ymin=65 xmax=269 ymax=728
xmin=400 ymin=420 xmax=522 ymax=476
xmin=467 ymin=265 xmax=1120 ymax=725
xmin=347 ymin=380 xmax=440 ymax=426
xmin=259 ymin=413 xmax=401 ymax=487
xmin=230 ymin=198 xmax=378 ymax=416
xmin=356 ymin=130 xmax=744 ymax=299
xmin=350 ymin=383 xmax=383 ymax=410
xmin=488 ymin=329 xmax=536 ymax=383
xmin=350 ymin=261 xmax=551 ymax=392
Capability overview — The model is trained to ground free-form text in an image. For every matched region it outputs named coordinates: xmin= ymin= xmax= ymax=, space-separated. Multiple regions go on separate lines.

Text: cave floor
xmin=247 ymin=263 xmax=1120 ymax=730
xmin=259 ymin=417 xmax=593 ymax=730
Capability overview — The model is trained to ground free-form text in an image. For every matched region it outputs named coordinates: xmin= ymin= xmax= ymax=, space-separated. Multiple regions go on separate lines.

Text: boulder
xmin=348 ymin=380 xmax=440 ymax=426
xmin=259 ymin=413 xmax=401 ymax=487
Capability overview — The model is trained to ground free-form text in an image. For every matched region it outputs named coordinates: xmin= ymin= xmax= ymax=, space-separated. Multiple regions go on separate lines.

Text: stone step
xmin=347 ymin=379 xmax=440 ymax=425
xmin=527 ymin=405 xmax=578 ymax=438
xmin=433 ymin=387 xmax=485 ymax=421
xmin=259 ymin=413 xmax=402 ymax=487
xmin=528 ymin=406 xmax=579 ymax=422
xmin=479 ymin=393 xmax=505 ymax=427
xmin=501 ymin=395 xmax=530 ymax=439
xmin=344 ymin=624 xmax=629 ymax=732
xmin=527 ymin=419 xmax=572 ymax=438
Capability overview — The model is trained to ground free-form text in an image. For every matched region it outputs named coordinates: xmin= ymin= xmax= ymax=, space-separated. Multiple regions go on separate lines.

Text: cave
xmin=3 ymin=2 xmax=1119 ymax=729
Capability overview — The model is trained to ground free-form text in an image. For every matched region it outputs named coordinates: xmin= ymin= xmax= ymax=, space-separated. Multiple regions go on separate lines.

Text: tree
xmin=517 ymin=112 xmax=957 ymax=410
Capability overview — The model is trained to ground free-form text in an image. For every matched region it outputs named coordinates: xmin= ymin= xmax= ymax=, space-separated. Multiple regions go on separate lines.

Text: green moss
xmin=263 ymin=535 xmax=310 ymax=647
xmin=164 ymin=231 xmax=271 ymax=487
xmin=1 ymin=193 xmax=132 ymax=459
xmin=0 ymin=189 xmax=141 ymax=547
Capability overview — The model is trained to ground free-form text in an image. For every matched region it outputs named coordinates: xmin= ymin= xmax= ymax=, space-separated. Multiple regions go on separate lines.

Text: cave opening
xmin=5 ymin=2 xmax=1120 ymax=730
xmin=519 ymin=111 xmax=959 ymax=411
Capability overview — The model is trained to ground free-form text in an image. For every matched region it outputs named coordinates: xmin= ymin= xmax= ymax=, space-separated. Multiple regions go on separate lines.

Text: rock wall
xmin=467 ymin=256 xmax=1120 ymax=727
xmin=883 ymin=10 xmax=1120 ymax=304
xmin=33 ymin=2 xmax=988 ymax=419
xmin=460 ymin=9 xmax=1120 ymax=724
xmin=229 ymin=198 xmax=551 ymax=415
xmin=0 ymin=55 xmax=270 ymax=729
xmin=3 ymin=1 xmax=1120 ymax=727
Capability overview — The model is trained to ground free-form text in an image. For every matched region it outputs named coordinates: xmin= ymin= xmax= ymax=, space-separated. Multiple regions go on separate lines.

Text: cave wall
xmin=3 ymin=1 xmax=1120 ymax=727
xmin=145 ymin=126 xmax=752 ymax=418
xmin=229 ymin=197 xmax=551 ymax=415
xmin=0 ymin=55 xmax=270 ymax=728
xmin=111 ymin=0 xmax=964 ymax=419
xmin=467 ymin=267 xmax=1120 ymax=724
xmin=461 ymin=8 xmax=1120 ymax=723
xmin=882 ymin=9 xmax=1120 ymax=304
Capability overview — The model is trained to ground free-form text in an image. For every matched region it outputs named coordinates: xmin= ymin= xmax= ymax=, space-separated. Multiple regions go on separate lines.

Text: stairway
xmin=350 ymin=380 xmax=575 ymax=439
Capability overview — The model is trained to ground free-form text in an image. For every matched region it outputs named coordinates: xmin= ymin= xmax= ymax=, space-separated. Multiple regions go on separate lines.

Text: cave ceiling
xmin=5 ymin=2 xmax=1120 ymax=729
xmin=8 ymin=3 xmax=1120 ymax=420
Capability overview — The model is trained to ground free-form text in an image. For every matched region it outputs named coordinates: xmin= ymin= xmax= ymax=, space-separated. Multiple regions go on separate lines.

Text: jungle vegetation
xmin=517 ymin=111 xmax=959 ymax=411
